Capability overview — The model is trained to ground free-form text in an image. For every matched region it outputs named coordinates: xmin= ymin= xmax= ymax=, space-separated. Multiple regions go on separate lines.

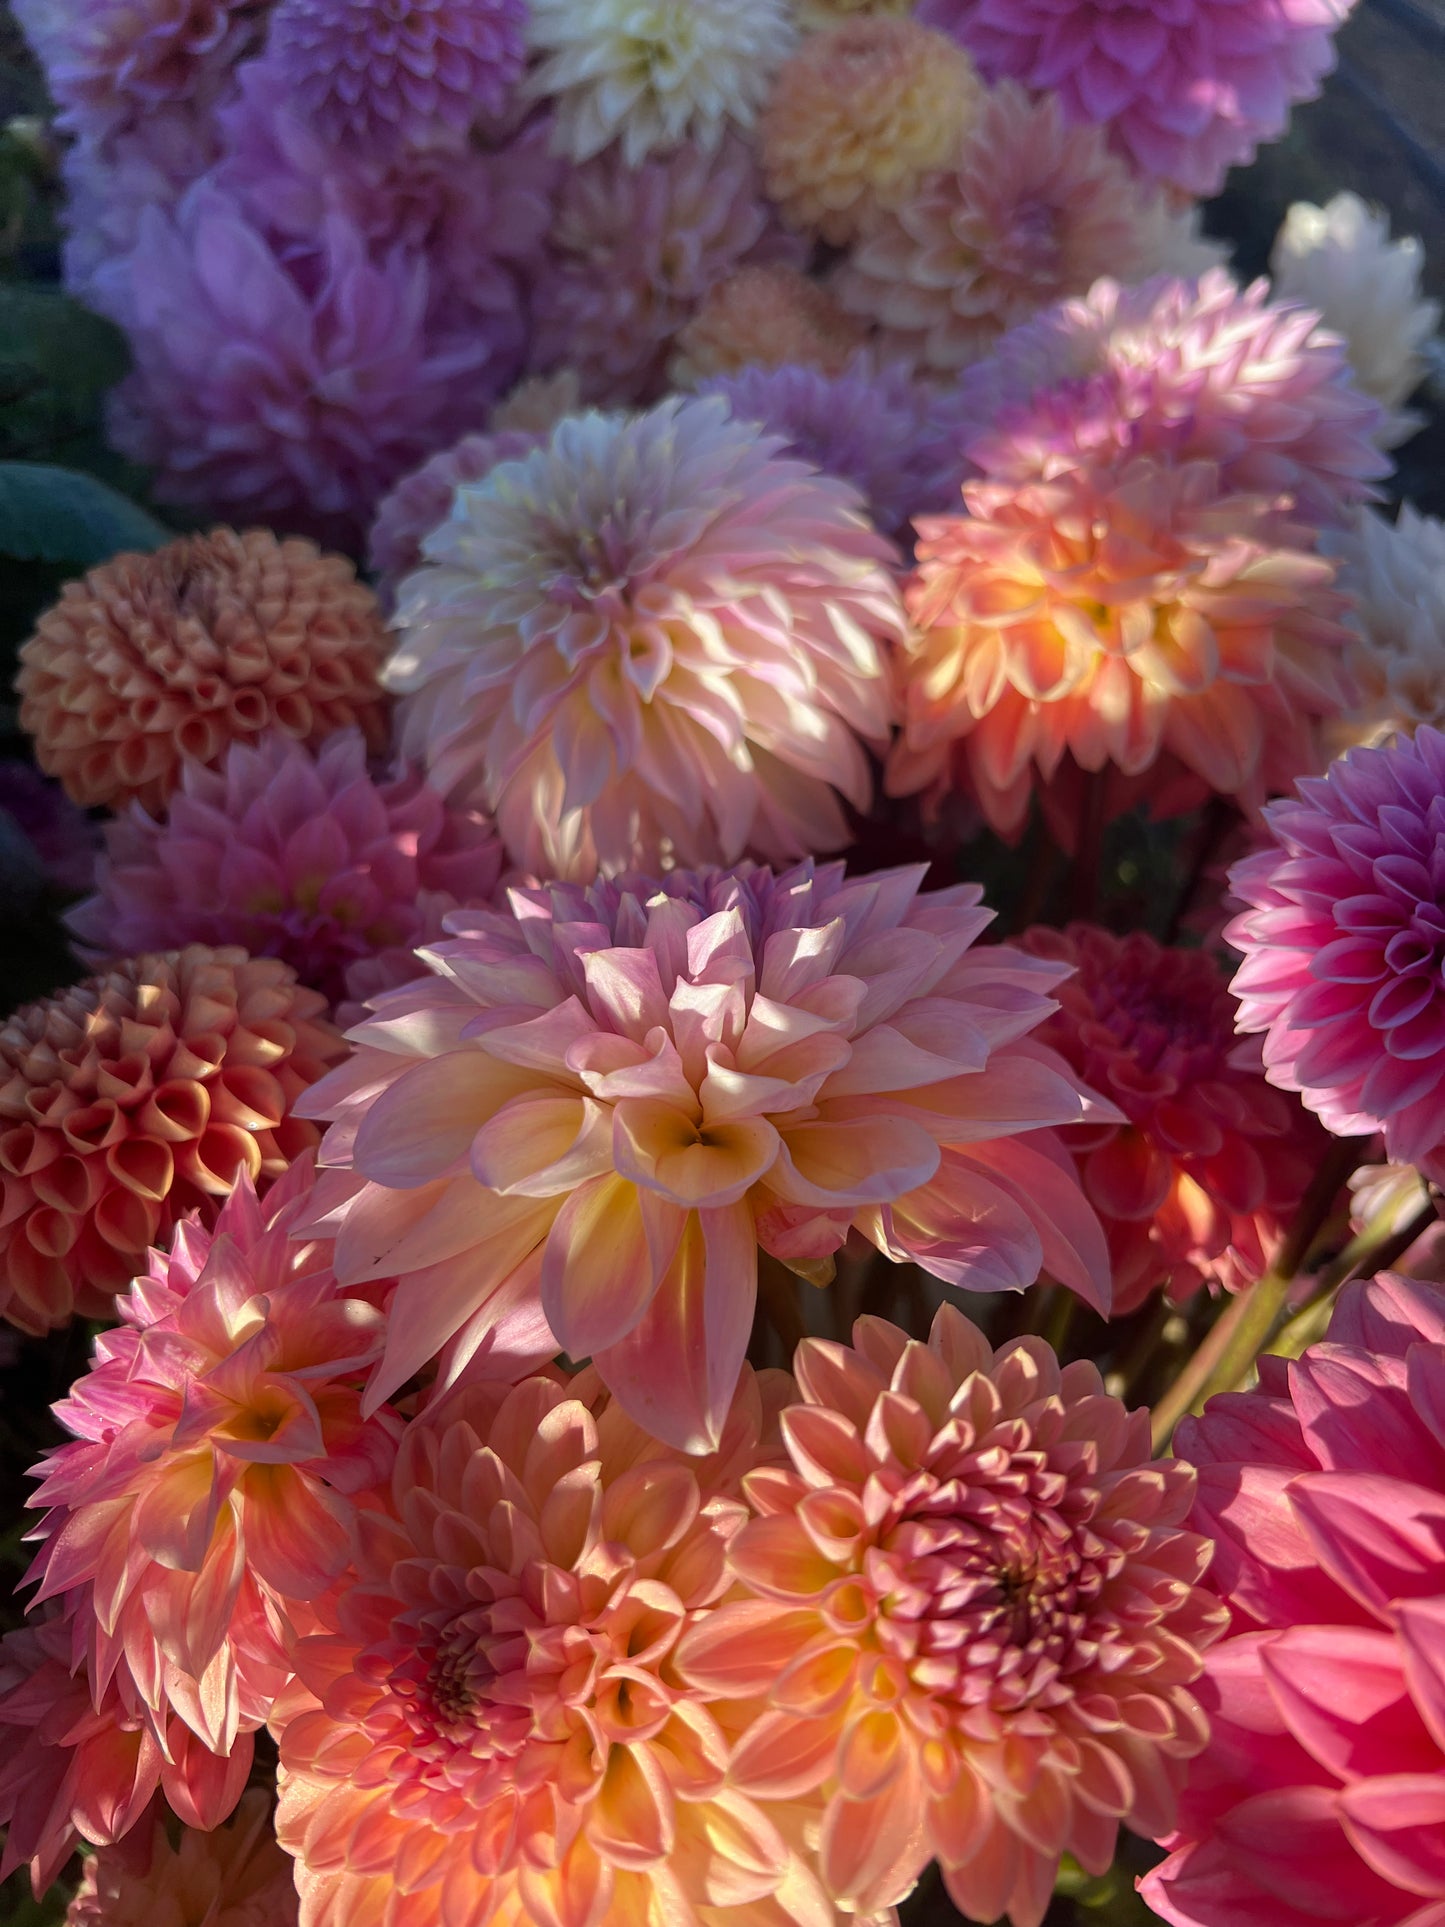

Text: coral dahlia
xmin=67 ymin=1790 xmax=299 ymax=1927
xmin=678 ymin=1306 xmax=1227 ymax=1925
xmin=302 ymin=861 xmax=1110 ymax=1452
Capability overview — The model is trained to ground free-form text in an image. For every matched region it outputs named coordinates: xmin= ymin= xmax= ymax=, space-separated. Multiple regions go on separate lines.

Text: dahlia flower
xmin=1145 ymin=1270 xmax=1445 ymax=1927
xmin=1324 ymin=505 xmax=1445 ymax=751
xmin=671 ymin=267 xmax=869 ymax=386
xmin=679 ymin=1306 xmax=1227 ymax=1924
xmin=264 ymin=0 xmax=527 ymax=153
xmin=919 ymin=0 xmax=1355 ymax=198
xmin=799 ymin=0 xmax=911 ymax=19
xmin=67 ymin=1791 xmax=298 ymax=1927
xmin=489 ymin=369 xmax=584 ymax=433
xmin=1018 ymin=925 xmax=1324 ymax=1314
xmin=59 ymin=106 xmax=221 ymax=303
xmin=17 ymin=528 xmax=389 ymax=815
xmin=759 ymin=19 xmax=981 ymax=246
xmin=0 ymin=946 xmax=341 ymax=1331
xmin=832 ymin=83 xmax=1185 ymax=376
xmin=387 ymin=397 xmax=906 ymax=878
xmin=889 ymin=454 xmax=1355 ymax=837
xmin=302 ymin=861 xmax=1110 ymax=1451
xmin=526 ymin=0 xmax=798 ymax=165
xmin=1228 ymin=725 xmax=1445 ymax=1175
xmin=368 ymin=430 xmax=543 ymax=606
xmin=68 ymin=730 xmax=504 ymax=1013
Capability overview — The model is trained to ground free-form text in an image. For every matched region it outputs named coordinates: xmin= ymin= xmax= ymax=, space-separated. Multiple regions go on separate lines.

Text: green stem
xmin=1271 ymin=1191 xmax=1441 ymax=1360
xmin=1150 ymin=1289 xmax=1248 ymax=1453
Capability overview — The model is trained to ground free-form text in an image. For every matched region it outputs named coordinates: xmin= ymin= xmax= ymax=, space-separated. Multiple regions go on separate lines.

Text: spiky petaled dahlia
xmin=387 ymin=398 xmax=905 ymax=878
xmin=264 ymin=0 xmax=527 ymax=153
xmin=759 ymin=20 xmax=981 ymax=247
xmin=670 ymin=267 xmax=869 ymax=386
xmin=888 ymin=455 xmax=1356 ymax=838
xmin=678 ymin=1306 xmax=1227 ymax=1926
xmin=1323 ymin=505 xmax=1445 ymax=753
xmin=302 ymin=861 xmax=1110 ymax=1451
xmin=919 ymin=0 xmax=1353 ymax=198
xmin=0 ymin=947 xmax=340 ymax=1332
xmin=1017 ymin=926 xmax=1323 ymax=1314
xmin=367 ymin=429 xmax=542 ymax=604
xmin=831 ymin=84 xmax=1181 ymax=376
xmin=1144 ymin=1271 xmax=1445 ymax=1927
xmin=526 ymin=0 xmax=797 ymax=165
xmin=66 ymin=730 xmax=503 ymax=1013
xmin=16 ymin=528 xmax=388 ymax=816
xmin=1228 ymin=725 xmax=1445 ymax=1177
xmin=67 ymin=1791 xmax=298 ymax=1927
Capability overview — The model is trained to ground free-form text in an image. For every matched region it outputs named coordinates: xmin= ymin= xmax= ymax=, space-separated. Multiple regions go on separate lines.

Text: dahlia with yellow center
xmin=670 ymin=266 xmax=868 ymax=384
xmin=67 ymin=1791 xmax=299 ymax=1927
xmin=678 ymin=1307 xmax=1228 ymax=1927
xmin=760 ymin=21 xmax=981 ymax=246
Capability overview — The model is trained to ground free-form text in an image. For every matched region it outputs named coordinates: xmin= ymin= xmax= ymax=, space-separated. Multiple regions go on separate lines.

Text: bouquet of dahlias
xmin=1 ymin=0 xmax=1444 ymax=1923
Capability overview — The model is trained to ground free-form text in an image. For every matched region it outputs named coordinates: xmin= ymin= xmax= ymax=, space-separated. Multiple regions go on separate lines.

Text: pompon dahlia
xmin=525 ymin=0 xmax=797 ymax=166
xmin=1325 ymin=505 xmax=1445 ymax=751
xmin=678 ymin=1306 xmax=1227 ymax=1925
xmin=301 ymin=861 xmax=1110 ymax=1452
xmin=889 ymin=454 xmax=1355 ymax=838
xmin=0 ymin=946 xmax=341 ymax=1332
xmin=1144 ymin=1271 xmax=1445 ymax=1927
xmin=367 ymin=429 xmax=543 ymax=607
xmin=387 ymin=397 xmax=906 ymax=878
xmin=1017 ymin=926 xmax=1324 ymax=1314
xmin=831 ymin=83 xmax=1183 ymax=377
xmin=264 ymin=0 xmax=528 ymax=153
xmin=67 ymin=1791 xmax=299 ymax=1927
xmin=1228 ymin=725 xmax=1445 ymax=1176
xmin=67 ymin=730 xmax=504 ymax=1013
xmin=919 ymin=0 xmax=1354 ymax=199
xmin=16 ymin=528 xmax=388 ymax=816
xmin=759 ymin=19 xmax=981 ymax=247
xmin=670 ymin=267 xmax=869 ymax=385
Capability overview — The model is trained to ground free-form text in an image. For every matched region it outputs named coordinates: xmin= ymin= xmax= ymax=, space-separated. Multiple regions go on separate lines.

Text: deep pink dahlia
xmin=67 ymin=730 xmax=503 ymax=1012
xmin=367 ymin=426 xmax=542 ymax=604
xmin=918 ymin=0 xmax=1357 ymax=198
xmin=1145 ymin=1270 xmax=1445 ymax=1927
xmin=1228 ymin=724 xmax=1445 ymax=1176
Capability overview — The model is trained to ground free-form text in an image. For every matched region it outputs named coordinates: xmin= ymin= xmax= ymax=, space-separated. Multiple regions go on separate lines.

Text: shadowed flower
xmin=0 ymin=946 xmax=342 ymax=1331
xmin=301 ymin=861 xmax=1111 ymax=1453
xmin=386 ymin=397 xmax=905 ymax=879
xmin=671 ymin=267 xmax=869 ymax=384
xmin=1324 ymin=504 xmax=1445 ymax=751
xmin=678 ymin=1306 xmax=1227 ymax=1925
xmin=67 ymin=1790 xmax=299 ymax=1927
xmin=1145 ymin=1270 xmax=1445 ymax=1927
xmin=0 ymin=761 xmax=99 ymax=912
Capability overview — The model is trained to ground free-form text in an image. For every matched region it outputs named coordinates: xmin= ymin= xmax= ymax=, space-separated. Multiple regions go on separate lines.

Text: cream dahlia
xmin=67 ymin=1790 xmax=299 ymax=1927
xmin=671 ymin=266 xmax=869 ymax=384
xmin=1324 ymin=504 xmax=1445 ymax=751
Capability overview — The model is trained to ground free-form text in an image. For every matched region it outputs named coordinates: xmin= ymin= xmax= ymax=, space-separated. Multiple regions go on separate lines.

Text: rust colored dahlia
xmin=672 ymin=265 xmax=868 ymax=384
xmin=16 ymin=529 xmax=389 ymax=815
xmin=67 ymin=1791 xmax=299 ymax=1927
xmin=0 ymin=945 xmax=342 ymax=1331
xmin=679 ymin=1307 xmax=1228 ymax=1926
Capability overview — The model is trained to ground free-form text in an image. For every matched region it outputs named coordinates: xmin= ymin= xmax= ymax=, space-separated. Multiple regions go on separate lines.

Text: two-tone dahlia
xmin=67 ymin=1791 xmax=299 ymax=1927
xmin=17 ymin=528 xmax=388 ymax=817
xmin=302 ymin=861 xmax=1110 ymax=1452
xmin=1145 ymin=1271 xmax=1445 ymax=1927
xmin=1324 ymin=505 xmax=1445 ymax=751
xmin=671 ymin=266 xmax=868 ymax=384
xmin=387 ymin=397 xmax=906 ymax=878
xmin=1228 ymin=725 xmax=1445 ymax=1176
xmin=679 ymin=1307 xmax=1227 ymax=1925
xmin=68 ymin=730 xmax=503 ymax=1013
xmin=0 ymin=946 xmax=340 ymax=1331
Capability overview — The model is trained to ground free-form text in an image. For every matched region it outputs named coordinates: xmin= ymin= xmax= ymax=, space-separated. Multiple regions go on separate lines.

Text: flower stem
xmin=1270 ymin=1191 xmax=1441 ymax=1359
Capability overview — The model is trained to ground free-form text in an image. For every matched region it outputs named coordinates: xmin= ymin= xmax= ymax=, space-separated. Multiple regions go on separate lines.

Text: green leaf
xmin=0 ymin=282 xmax=129 ymax=400
xmin=0 ymin=461 xmax=169 ymax=565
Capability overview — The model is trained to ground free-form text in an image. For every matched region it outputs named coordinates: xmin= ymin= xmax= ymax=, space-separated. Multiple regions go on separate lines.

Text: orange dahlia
xmin=671 ymin=265 xmax=868 ymax=384
xmin=0 ymin=945 xmax=342 ymax=1331
xmin=16 ymin=529 xmax=389 ymax=814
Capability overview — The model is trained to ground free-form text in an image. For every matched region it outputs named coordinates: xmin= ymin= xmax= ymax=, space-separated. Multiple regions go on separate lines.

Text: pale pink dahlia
xmin=367 ymin=428 xmax=542 ymax=604
xmin=68 ymin=730 xmax=503 ymax=1013
xmin=919 ymin=0 xmax=1356 ymax=198
xmin=1228 ymin=725 xmax=1445 ymax=1175
xmin=387 ymin=397 xmax=906 ymax=878
xmin=678 ymin=1306 xmax=1227 ymax=1925
xmin=302 ymin=861 xmax=1110 ymax=1452
xmin=67 ymin=1790 xmax=299 ymax=1927
xmin=1144 ymin=1270 xmax=1445 ymax=1927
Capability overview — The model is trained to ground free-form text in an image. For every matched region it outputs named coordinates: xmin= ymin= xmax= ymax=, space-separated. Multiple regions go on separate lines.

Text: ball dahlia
xmin=1324 ymin=504 xmax=1445 ymax=751
xmin=301 ymin=861 xmax=1110 ymax=1452
xmin=678 ymin=1306 xmax=1228 ymax=1925
xmin=1228 ymin=725 xmax=1445 ymax=1176
xmin=670 ymin=266 xmax=869 ymax=386
xmin=0 ymin=945 xmax=341 ymax=1331
xmin=1145 ymin=1270 xmax=1445 ymax=1927
xmin=759 ymin=19 xmax=981 ymax=247
xmin=386 ymin=396 xmax=906 ymax=878
xmin=67 ymin=1791 xmax=299 ymax=1927
xmin=17 ymin=528 xmax=389 ymax=816
xmin=367 ymin=428 xmax=544 ymax=606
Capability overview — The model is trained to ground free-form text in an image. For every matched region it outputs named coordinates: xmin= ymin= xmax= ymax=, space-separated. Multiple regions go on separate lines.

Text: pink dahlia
xmin=919 ymin=0 xmax=1355 ymax=198
xmin=1019 ymin=925 xmax=1326 ymax=1314
xmin=67 ymin=1790 xmax=299 ymax=1927
xmin=1145 ymin=1270 xmax=1445 ymax=1927
xmin=678 ymin=1306 xmax=1227 ymax=1924
xmin=387 ymin=396 xmax=906 ymax=878
xmin=271 ymin=1365 xmax=857 ymax=1927
xmin=302 ymin=861 xmax=1110 ymax=1452
xmin=67 ymin=730 xmax=503 ymax=1013
xmin=1228 ymin=724 xmax=1445 ymax=1175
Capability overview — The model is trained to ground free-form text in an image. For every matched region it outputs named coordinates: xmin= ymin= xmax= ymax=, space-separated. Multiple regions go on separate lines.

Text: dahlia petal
xmin=726 ymin=1706 xmax=839 ymax=1799
xmin=819 ymin=1743 xmax=927 ymax=1909
xmin=352 ymin=1050 xmax=532 ymax=1189
xmin=1338 ymin=1777 xmax=1445 ymax=1899
xmin=1290 ymin=1471 xmax=1445 ymax=1615
xmin=541 ymin=1174 xmax=663 ymax=1358
xmin=1260 ymin=1625 xmax=1437 ymax=1783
